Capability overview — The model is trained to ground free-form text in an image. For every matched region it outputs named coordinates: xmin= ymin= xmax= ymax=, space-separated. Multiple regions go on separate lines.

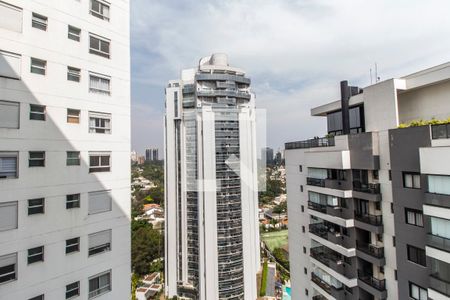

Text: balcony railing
xmin=432 ymin=124 xmax=450 ymax=140
xmin=430 ymin=273 xmax=450 ymax=297
xmin=353 ymin=181 xmax=381 ymax=194
xmin=309 ymin=223 xmax=328 ymax=239
xmin=307 ymin=177 xmax=326 ymax=187
xmin=355 ymin=213 xmax=383 ymax=226
xmin=311 ymin=273 xmax=331 ymax=294
xmin=312 ymin=296 xmax=327 ymax=300
xmin=308 ymin=201 xmax=327 ymax=213
xmin=310 ymin=246 xmax=343 ymax=268
xmin=285 ymin=137 xmax=335 ymax=150
xmin=427 ymin=234 xmax=450 ymax=252
xmin=356 ymin=241 xmax=384 ymax=258
xmin=358 ymin=271 xmax=386 ymax=291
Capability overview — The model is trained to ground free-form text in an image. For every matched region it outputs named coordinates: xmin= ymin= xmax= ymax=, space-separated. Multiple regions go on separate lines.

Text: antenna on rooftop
xmin=375 ymin=63 xmax=380 ymax=83
xmin=370 ymin=68 xmax=373 ymax=84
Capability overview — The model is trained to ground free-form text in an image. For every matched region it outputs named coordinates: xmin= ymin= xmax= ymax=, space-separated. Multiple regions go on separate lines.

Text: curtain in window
xmin=407 ymin=210 xmax=415 ymax=224
xmin=404 ymin=174 xmax=413 ymax=188
xmin=89 ymin=75 xmax=110 ymax=93
xmin=89 ymin=230 xmax=111 ymax=249
xmin=428 ymin=175 xmax=450 ymax=195
xmin=431 ymin=217 xmax=450 ymax=239
xmin=0 ymin=156 xmax=17 ymax=177
xmin=327 ymin=195 xmax=338 ymax=207
xmin=308 ymin=168 xmax=327 ymax=179
xmin=0 ymin=202 xmax=17 ymax=231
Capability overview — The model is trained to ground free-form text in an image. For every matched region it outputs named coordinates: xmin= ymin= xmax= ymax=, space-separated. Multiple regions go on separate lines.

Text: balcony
xmin=312 ymin=296 xmax=327 ymax=300
xmin=427 ymin=234 xmax=450 ymax=253
xmin=310 ymin=246 xmax=356 ymax=280
xmin=352 ymin=181 xmax=382 ymax=202
xmin=358 ymin=271 xmax=387 ymax=299
xmin=285 ymin=137 xmax=335 ymax=150
xmin=356 ymin=241 xmax=385 ymax=266
xmin=309 ymin=223 xmax=328 ymax=239
xmin=430 ymin=273 xmax=450 ymax=297
xmin=425 ymin=192 xmax=450 ymax=209
xmin=308 ymin=201 xmax=327 ymax=213
xmin=431 ymin=123 xmax=450 ymax=140
xmin=354 ymin=213 xmax=383 ymax=234
xmin=307 ymin=177 xmax=326 ymax=187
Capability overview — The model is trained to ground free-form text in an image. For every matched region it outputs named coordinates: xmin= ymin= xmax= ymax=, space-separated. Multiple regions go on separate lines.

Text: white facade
xmin=164 ymin=54 xmax=260 ymax=300
xmin=0 ymin=1 xmax=130 ymax=299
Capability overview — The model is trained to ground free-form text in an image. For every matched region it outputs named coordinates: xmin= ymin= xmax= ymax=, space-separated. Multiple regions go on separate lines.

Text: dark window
xmin=67 ymin=151 xmax=81 ymax=166
xmin=349 ymin=105 xmax=363 ymax=132
xmin=405 ymin=208 xmax=424 ymax=227
xmin=88 ymin=271 xmax=111 ymax=298
xmin=66 ymin=194 xmax=80 ymax=209
xmin=394 ymin=269 xmax=397 ymax=280
xmin=299 ymin=165 xmax=302 ymax=172
xmin=28 ymin=198 xmax=44 ymax=215
xmin=32 ymin=13 xmax=47 ymax=30
xmin=303 ymin=247 xmax=306 ymax=254
xmin=403 ymin=172 xmax=421 ymax=189
xmin=302 ymin=226 xmax=305 ymax=233
xmin=30 ymin=104 xmax=46 ymax=120
xmin=68 ymin=25 xmax=81 ymax=42
xmin=66 ymin=237 xmax=80 ymax=254
xmin=373 ymin=170 xmax=379 ymax=180
xmin=393 ymin=236 xmax=396 ymax=247
xmin=67 ymin=67 xmax=81 ymax=82
xmin=66 ymin=281 xmax=80 ymax=299
xmin=327 ymin=110 xmax=343 ymax=135
xmin=407 ymin=245 xmax=426 ymax=266
xmin=301 ymin=205 xmax=304 ymax=212
xmin=29 ymin=151 xmax=45 ymax=167
xmin=0 ymin=253 xmax=16 ymax=284
xmin=300 ymin=185 xmax=303 ymax=192
xmin=376 ymin=233 xmax=383 ymax=243
xmin=305 ymin=289 xmax=308 ymax=296
xmin=304 ymin=267 xmax=307 ymax=274
xmin=389 ymin=170 xmax=392 ymax=181
xmin=28 ymin=295 xmax=44 ymax=300
xmin=391 ymin=203 xmax=394 ymax=213
xmin=375 ymin=201 xmax=381 ymax=210
xmin=27 ymin=246 xmax=44 ymax=264
xmin=89 ymin=152 xmax=111 ymax=173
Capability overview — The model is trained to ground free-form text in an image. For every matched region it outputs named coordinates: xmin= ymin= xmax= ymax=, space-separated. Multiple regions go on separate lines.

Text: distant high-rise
xmin=0 ymin=1 xmax=131 ymax=299
xmin=145 ymin=147 xmax=159 ymax=161
xmin=261 ymin=147 xmax=274 ymax=165
xmin=164 ymin=53 xmax=260 ymax=299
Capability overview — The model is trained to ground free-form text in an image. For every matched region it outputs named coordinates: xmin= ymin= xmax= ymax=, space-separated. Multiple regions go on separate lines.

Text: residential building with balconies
xmin=286 ymin=62 xmax=450 ymax=300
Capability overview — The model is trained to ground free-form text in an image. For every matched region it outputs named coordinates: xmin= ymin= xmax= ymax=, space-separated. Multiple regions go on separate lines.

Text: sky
xmin=130 ymin=0 xmax=450 ymax=156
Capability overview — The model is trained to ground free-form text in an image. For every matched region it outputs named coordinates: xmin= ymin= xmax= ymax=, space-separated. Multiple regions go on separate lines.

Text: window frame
xmin=68 ymin=25 xmax=81 ymax=42
xmin=30 ymin=57 xmax=46 ymax=75
xmin=405 ymin=208 xmax=424 ymax=227
xmin=89 ymin=34 xmax=110 ymax=58
xmin=28 ymin=151 xmax=45 ymax=167
xmin=409 ymin=282 xmax=428 ymax=300
xmin=0 ymin=152 xmax=18 ymax=179
xmin=0 ymin=201 xmax=18 ymax=231
xmin=27 ymin=246 xmax=44 ymax=264
xmin=89 ymin=0 xmax=110 ymax=21
xmin=28 ymin=198 xmax=45 ymax=215
xmin=67 ymin=67 xmax=81 ymax=82
xmin=89 ymin=73 xmax=111 ymax=95
xmin=403 ymin=172 xmax=421 ymax=189
xmin=66 ymin=193 xmax=81 ymax=209
xmin=31 ymin=12 xmax=47 ymax=31
xmin=65 ymin=237 xmax=80 ymax=254
xmin=0 ymin=100 xmax=20 ymax=128
xmin=67 ymin=109 xmax=80 ymax=124
xmin=66 ymin=151 xmax=81 ymax=166
xmin=88 ymin=270 xmax=111 ymax=299
xmin=66 ymin=281 xmax=80 ymax=299
xmin=88 ymin=229 xmax=112 ymax=256
xmin=88 ymin=112 xmax=111 ymax=134
xmin=89 ymin=152 xmax=111 ymax=173
xmin=29 ymin=104 xmax=46 ymax=121
xmin=407 ymin=244 xmax=427 ymax=267
xmin=0 ymin=253 xmax=17 ymax=284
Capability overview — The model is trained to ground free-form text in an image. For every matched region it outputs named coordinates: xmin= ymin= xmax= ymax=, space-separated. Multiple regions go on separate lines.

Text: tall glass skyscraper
xmin=164 ymin=54 xmax=260 ymax=300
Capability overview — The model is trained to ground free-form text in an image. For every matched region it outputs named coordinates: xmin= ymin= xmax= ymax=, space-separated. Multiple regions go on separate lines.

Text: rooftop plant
xmin=398 ymin=117 xmax=450 ymax=128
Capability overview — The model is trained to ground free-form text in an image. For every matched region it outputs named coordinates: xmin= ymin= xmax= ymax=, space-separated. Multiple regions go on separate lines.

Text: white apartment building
xmin=164 ymin=54 xmax=260 ymax=300
xmin=0 ymin=1 xmax=131 ymax=299
xmin=286 ymin=62 xmax=450 ymax=300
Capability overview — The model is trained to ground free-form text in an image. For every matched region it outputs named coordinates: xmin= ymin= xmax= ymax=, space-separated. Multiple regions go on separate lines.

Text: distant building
xmin=274 ymin=151 xmax=282 ymax=165
xmin=145 ymin=148 xmax=159 ymax=161
xmin=131 ymin=150 xmax=138 ymax=163
xmin=262 ymin=147 xmax=274 ymax=165
xmin=138 ymin=156 xmax=146 ymax=165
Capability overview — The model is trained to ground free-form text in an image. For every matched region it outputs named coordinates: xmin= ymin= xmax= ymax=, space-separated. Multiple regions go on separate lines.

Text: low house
xmin=135 ymin=273 xmax=162 ymax=300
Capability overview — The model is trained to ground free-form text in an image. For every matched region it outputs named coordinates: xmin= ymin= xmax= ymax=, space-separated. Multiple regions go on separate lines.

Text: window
xmin=299 ymin=165 xmax=302 ymax=172
xmin=403 ymin=172 xmax=421 ymax=189
xmin=0 ymin=152 xmax=18 ymax=178
xmin=389 ymin=170 xmax=392 ymax=181
xmin=89 ymin=112 xmax=111 ymax=133
xmin=303 ymin=247 xmax=306 ymax=254
xmin=28 ymin=198 xmax=44 ymax=215
xmin=66 ymin=281 xmax=80 ymax=299
xmin=393 ymin=236 xmax=396 ymax=247
xmin=29 ymin=295 xmax=44 ymax=300
xmin=66 ymin=194 xmax=80 ymax=209
xmin=0 ymin=2 xmax=22 ymax=33
xmin=407 ymin=245 xmax=426 ymax=266
xmin=89 ymin=73 xmax=110 ymax=95
xmin=409 ymin=282 xmax=427 ymax=300
xmin=405 ymin=209 xmax=424 ymax=227
xmin=29 ymin=151 xmax=45 ymax=167
xmin=391 ymin=203 xmax=394 ymax=213
xmin=89 ymin=34 xmax=110 ymax=58
xmin=30 ymin=104 xmax=46 ymax=120
xmin=301 ymin=205 xmax=304 ymax=212
xmin=88 ymin=190 xmax=112 ymax=214
xmin=395 ymin=269 xmax=397 ymax=280
xmin=32 ymin=13 xmax=47 ymax=30
xmin=0 ymin=201 xmax=18 ymax=231
xmin=304 ymin=267 xmax=307 ymax=274
xmin=300 ymin=185 xmax=303 ymax=192
xmin=305 ymin=289 xmax=308 ymax=296
xmin=0 ymin=252 xmax=17 ymax=284
xmin=67 ymin=109 xmax=80 ymax=124
xmin=68 ymin=25 xmax=81 ymax=41
xmin=0 ymin=50 xmax=21 ymax=79
xmin=431 ymin=217 xmax=450 ymax=240
xmin=0 ymin=100 xmax=20 ymax=128
xmin=27 ymin=246 xmax=44 ymax=264
xmin=327 ymin=110 xmax=343 ymax=135
xmin=302 ymin=226 xmax=305 ymax=233
xmin=66 ymin=151 xmax=80 ymax=166
xmin=66 ymin=237 xmax=80 ymax=254
xmin=90 ymin=0 xmax=110 ymax=21
xmin=30 ymin=58 xmax=46 ymax=75
xmin=88 ymin=270 xmax=111 ymax=298
xmin=88 ymin=229 xmax=111 ymax=256
xmin=428 ymin=175 xmax=450 ymax=195
xmin=89 ymin=152 xmax=110 ymax=173
xmin=67 ymin=67 xmax=81 ymax=82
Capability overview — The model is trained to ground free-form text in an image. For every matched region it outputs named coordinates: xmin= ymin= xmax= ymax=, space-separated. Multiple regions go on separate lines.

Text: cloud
xmin=130 ymin=0 xmax=450 ymax=154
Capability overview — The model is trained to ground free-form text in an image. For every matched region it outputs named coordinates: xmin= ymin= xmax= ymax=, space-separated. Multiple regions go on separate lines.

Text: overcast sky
xmin=130 ymin=0 xmax=450 ymax=156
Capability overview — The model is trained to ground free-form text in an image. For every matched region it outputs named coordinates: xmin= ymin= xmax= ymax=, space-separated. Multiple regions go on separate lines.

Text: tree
xmin=131 ymin=225 xmax=163 ymax=275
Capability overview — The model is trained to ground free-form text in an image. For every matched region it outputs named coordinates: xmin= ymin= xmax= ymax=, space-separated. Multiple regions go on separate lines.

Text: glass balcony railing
xmin=358 ymin=271 xmax=386 ymax=291
xmin=430 ymin=273 xmax=450 ymax=297
xmin=355 ymin=213 xmax=383 ymax=226
xmin=307 ymin=177 xmax=326 ymax=187
xmin=308 ymin=201 xmax=327 ymax=213
xmin=353 ymin=181 xmax=380 ymax=194
xmin=285 ymin=137 xmax=335 ymax=150
xmin=356 ymin=241 xmax=384 ymax=258
xmin=427 ymin=234 xmax=450 ymax=252
xmin=432 ymin=124 xmax=450 ymax=140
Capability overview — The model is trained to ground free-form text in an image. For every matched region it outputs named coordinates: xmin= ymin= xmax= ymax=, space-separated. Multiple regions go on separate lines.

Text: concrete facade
xmin=0 ymin=1 xmax=131 ymax=299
